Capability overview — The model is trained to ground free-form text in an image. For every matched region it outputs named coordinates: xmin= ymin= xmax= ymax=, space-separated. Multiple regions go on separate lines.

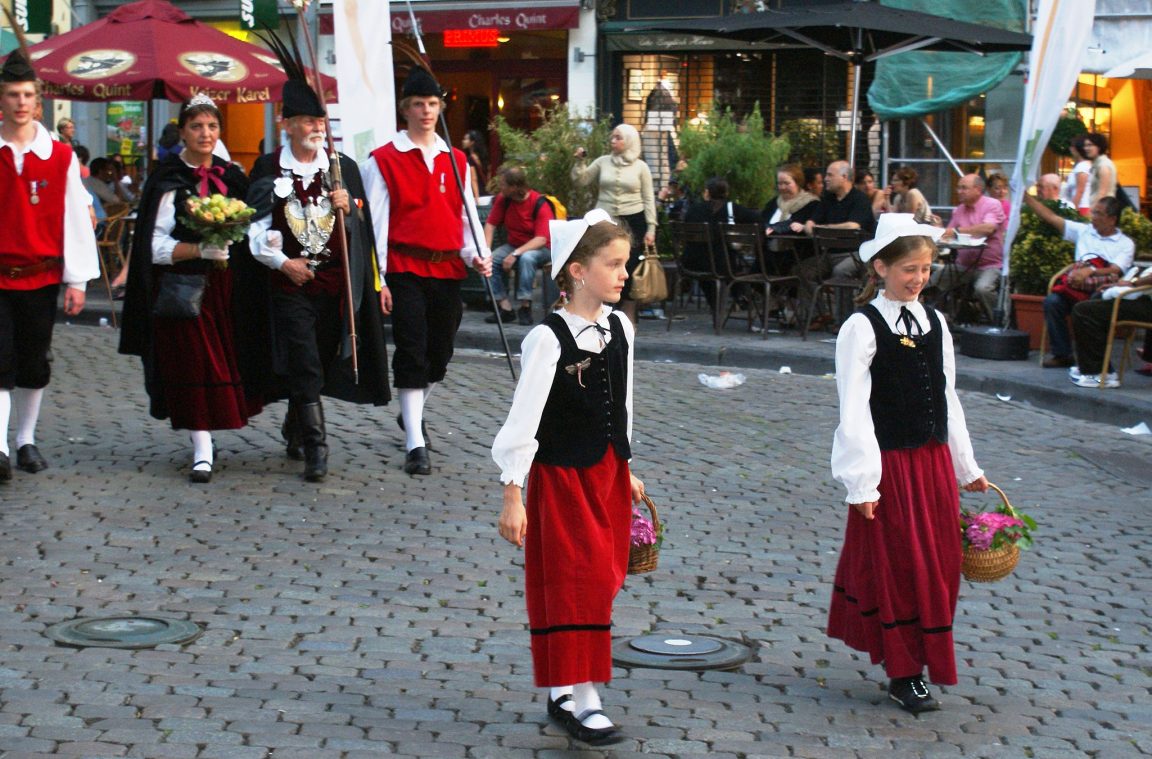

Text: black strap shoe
xmin=888 ymin=676 xmax=940 ymax=714
xmin=189 ymin=461 xmax=213 ymax=484
xmin=564 ymin=709 xmax=622 ymax=745
xmin=16 ymin=444 xmax=48 ymax=473
xmin=403 ymin=446 xmax=431 ymax=475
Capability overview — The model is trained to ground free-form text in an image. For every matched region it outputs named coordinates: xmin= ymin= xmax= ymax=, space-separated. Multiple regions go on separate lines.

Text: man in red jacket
xmin=362 ymin=66 xmax=491 ymax=476
xmin=0 ymin=49 xmax=99 ymax=482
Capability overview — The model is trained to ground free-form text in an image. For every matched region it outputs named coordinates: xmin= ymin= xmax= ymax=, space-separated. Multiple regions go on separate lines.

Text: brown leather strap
xmin=391 ymin=244 xmax=457 ymax=263
xmin=0 ymin=257 xmax=64 ymax=279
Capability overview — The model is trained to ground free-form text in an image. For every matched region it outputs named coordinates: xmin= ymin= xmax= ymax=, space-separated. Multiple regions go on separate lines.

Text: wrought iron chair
xmin=666 ymin=221 xmax=727 ymax=334
xmin=802 ymin=228 xmax=866 ymax=340
xmin=717 ymin=223 xmax=800 ymax=339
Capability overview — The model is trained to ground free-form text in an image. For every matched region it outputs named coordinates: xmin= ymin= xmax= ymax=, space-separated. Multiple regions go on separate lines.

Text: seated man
xmin=82 ymin=157 xmax=131 ymax=217
xmin=482 ymin=166 xmax=556 ymax=325
xmin=796 ymin=160 xmax=875 ymax=321
xmin=1068 ymin=267 xmax=1152 ymax=388
xmin=1023 ymin=193 xmax=1134 ymax=368
xmin=934 ymin=173 xmax=1005 ymax=321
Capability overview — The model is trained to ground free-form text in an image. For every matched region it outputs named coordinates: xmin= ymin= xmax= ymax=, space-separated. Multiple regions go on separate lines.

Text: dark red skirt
xmin=152 ymin=267 xmax=262 ymax=431
xmin=524 ymin=445 xmax=632 ymax=687
xmin=827 ymin=440 xmax=962 ymax=685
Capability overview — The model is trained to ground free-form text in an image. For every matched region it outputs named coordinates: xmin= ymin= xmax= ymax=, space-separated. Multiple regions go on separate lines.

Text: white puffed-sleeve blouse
xmin=831 ymin=294 xmax=983 ymax=504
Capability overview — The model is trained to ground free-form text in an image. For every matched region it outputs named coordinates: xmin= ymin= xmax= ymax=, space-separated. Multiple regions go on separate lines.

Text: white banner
xmin=333 ymin=0 xmax=395 ymax=163
xmin=1003 ymin=0 xmax=1097 ymax=283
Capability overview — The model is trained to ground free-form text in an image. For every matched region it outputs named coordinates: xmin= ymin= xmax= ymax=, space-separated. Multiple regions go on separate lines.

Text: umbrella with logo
xmin=28 ymin=0 xmax=335 ymax=105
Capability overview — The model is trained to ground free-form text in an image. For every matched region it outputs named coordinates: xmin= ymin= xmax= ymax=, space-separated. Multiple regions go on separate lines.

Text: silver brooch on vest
xmin=282 ymin=170 xmax=335 ymax=270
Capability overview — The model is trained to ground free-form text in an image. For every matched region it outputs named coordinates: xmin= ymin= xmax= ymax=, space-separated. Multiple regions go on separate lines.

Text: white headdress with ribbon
xmin=549 ymin=208 xmax=616 ymax=280
xmin=858 ymin=213 xmax=944 ymax=262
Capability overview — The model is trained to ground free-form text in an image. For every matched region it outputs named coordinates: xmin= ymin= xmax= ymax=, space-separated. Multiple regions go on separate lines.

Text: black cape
xmin=247 ymin=150 xmax=391 ymax=406
xmin=118 ymin=156 xmax=276 ymax=418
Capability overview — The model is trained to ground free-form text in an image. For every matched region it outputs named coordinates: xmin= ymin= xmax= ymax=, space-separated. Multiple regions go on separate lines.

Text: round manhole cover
xmin=612 ymin=634 xmax=752 ymax=671
xmin=46 ymin=616 xmax=203 ymax=649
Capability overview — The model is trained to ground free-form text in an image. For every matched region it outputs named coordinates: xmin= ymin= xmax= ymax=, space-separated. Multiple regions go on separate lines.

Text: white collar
xmin=279 ymin=144 xmax=329 ymax=176
xmin=1 ymin=121 xmax=54 ymax=159
xmin=394 ymin=129 xmax=448 ymax=155
xmin=558 ymin=304 xmax=614 ymax=329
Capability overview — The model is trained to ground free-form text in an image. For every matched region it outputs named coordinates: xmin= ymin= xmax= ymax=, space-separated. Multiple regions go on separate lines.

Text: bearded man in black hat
xmin=362 ymin=66 xmax=491 ymax=476
xmin=0 ymin=47 xmax=99 ymax=482
xmin=247 ymin=39 xmax=390 ymax=482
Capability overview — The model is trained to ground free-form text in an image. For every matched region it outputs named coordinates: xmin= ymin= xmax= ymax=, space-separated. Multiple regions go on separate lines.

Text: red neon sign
xmin=444 ymin=28 xmax=501 ymax=48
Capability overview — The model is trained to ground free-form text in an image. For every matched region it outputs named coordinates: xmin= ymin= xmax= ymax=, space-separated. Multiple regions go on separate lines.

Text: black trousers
xmin=1072 ymin=296 xmax=1152 ymax=374
xmin=270 ymin=288 xmax=343 ymax=403
xmin=0 ymin=284 xmax=59 ymax=390
xmin=388 ymin=273 xmax=463 ymax=389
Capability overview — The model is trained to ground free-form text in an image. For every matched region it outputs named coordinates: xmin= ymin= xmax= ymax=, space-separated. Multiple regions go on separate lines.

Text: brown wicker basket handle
xmin=639 ymin=493 xmax=660 ymax=533
xmin=985 ymin=482 xmax=1017 ymax=517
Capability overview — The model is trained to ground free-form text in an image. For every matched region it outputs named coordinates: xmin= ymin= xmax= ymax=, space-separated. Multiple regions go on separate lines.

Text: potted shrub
xmin=1008 ymin=199 xmax=1080 ymax=347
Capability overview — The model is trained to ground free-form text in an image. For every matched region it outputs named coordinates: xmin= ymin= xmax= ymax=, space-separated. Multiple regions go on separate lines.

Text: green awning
xmin=867 ymin=0 xmax=1026 ymax=121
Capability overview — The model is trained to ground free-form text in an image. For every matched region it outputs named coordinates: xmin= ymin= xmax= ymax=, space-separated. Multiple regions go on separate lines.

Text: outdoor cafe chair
xmin=718 ymin=223 xmax=800 ymax=340
xmin=803 ymin=228 xmax=866 ymax=340
xmin=95 ymin=209 xmax=132 ymax=328
xmin=1099 ymin=263 xmax=1152 ymax=388
xmin=666 ymin=220 xmax=727 ymax=334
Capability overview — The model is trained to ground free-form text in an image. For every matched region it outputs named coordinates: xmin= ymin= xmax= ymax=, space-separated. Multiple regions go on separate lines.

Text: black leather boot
xmin=298 ymin=401 xmax=328 ymax=482
xmin=282 ymin=400 xmax=303 ymax=460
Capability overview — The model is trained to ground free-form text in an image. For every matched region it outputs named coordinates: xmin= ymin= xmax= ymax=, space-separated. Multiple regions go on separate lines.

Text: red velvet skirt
xmin=524 ymin=445 xmax=632 ymax=687
xmin=827 ymin=440 xmax=962 ymax=685
xmin=152 ymin=266 xmax=262 ymax=431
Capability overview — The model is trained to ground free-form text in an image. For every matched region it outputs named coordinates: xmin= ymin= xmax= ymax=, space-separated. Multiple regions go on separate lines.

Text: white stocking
xmin=190 ymin=430 xmax=213 ymax=470
xmin=399 ymin=388 xmax=425 ymax=451
xmin=12 ymin=387 xmax=44 ymax=448
xmin=550 ymin=685 xmax=574 ymax=712
xmin=0 ymin=390 xmax=10 ymax=456
xmin=573 ymin=682 xmax=612 ymax=729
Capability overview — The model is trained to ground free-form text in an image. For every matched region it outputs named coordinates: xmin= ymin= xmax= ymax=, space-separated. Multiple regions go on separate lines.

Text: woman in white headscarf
xmin=572 ymin=123 xmax=656 ymax=324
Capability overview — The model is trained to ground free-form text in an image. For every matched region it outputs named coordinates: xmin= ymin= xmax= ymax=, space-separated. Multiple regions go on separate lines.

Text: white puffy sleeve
xmin=938 ymin=313 xmax=984 ymax=485
xmin=491 ymin=325 xmax=561 ymax=488
xmin=831 ymin=312 xmax=882 ymax=504
xmin=62 ymin=154 xmax=100 ymax=288
xmin=618 ymin=311 xmax=636 ymax=443
xmin=151 ymin=190 xmax=180 ymax=265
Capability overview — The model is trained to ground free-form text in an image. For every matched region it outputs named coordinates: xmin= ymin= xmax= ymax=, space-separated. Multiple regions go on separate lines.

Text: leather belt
xmin=391 ymin=244 xmax=457 ymax=263
xmin=0 ymin=257 xmax=63 ymax=279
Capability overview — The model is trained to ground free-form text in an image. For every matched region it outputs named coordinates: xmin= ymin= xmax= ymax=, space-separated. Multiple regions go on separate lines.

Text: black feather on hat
xmin=402 ymin=66 xmax=442 ymax=99
xmin=2 ymin=7 xmax=37 ymax=83
xmin=256 ymin=26 xmax=325 ymax=119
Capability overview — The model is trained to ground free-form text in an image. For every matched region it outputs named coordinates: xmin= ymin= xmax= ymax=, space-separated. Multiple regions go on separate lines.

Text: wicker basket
xmin=960 ymin=482 xmax=1023 ymax=583
xmin=627 ymin=494 xmax=661 ymax=575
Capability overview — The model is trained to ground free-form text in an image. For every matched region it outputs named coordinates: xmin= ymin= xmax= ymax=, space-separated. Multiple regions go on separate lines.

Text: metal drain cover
xmin=612 ymin=634 xmax=752 ymax=671
xmin=46 ymin=616 xmax=202 ymax=649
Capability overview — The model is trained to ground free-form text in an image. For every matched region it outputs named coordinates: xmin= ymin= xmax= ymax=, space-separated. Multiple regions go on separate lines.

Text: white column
xmin=567 ymin=6 xmax=598 ymax=117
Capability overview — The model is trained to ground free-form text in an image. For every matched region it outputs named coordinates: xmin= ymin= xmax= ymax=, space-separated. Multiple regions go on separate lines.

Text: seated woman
xmin=682 ymin=176 xmax=761 ymax=308
xmin=875 ymin=166 xmax=937 ymax=224
xmin=762 ymin=163 xmax=820 ymax=235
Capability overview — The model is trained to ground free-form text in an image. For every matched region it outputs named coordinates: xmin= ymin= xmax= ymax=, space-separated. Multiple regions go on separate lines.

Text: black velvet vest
xmin=862 ymin=304 xmax=949 ymax=450
xmin=534 ymin=312 xmax=632 ymax=467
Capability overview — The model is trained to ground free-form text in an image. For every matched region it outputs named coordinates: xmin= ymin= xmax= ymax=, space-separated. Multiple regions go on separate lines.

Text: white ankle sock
xmin=550 ymin=686 xmax=574 ymax=711
xmin=190 ymin=431 xmax=213 ymax=469
xmin=0 ymin=390 xmax=10 ymax=456
xmin=573 ymin=682 xmax=612 ymax=729
xmin=12 ymin=387 xmax=44 ymax=448
xmin=399 ymin=389 xmax=425 ymax=451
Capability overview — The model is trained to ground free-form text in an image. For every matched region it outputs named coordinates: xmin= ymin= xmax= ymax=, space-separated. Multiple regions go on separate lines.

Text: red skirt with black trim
xmin=524 ymin=445 xmax=632 ymax=687
xmin=827 ymin=440 xmax=962 ymax=685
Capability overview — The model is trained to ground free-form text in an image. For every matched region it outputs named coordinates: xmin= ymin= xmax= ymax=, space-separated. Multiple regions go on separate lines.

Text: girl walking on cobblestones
xmin=827 ymin=214 xmax=988 ymax=714
xmin=492 ymin=209 xmax=645 ymax=745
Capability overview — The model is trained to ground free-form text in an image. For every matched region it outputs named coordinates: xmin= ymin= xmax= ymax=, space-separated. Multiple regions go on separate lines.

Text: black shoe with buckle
xmin=403 ymin=446 xmax=431 ymax=475
xmin=16 ymin=444 xmax=48 ymax=473
xmin=888 ymin=676 xmax=940 ymax=714
xmin=486 ymin=307 xmax=516 ymax=324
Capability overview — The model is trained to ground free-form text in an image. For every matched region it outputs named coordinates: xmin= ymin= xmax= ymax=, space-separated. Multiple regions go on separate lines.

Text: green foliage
xmin=779 ymin=118 xmax=840 ymax=169
xmin=491 ymin=106 xmax=615 ymax=218
xmin=1119 ymin=208 xmax=1152 ymax=259
xmin=1009 ymin=199 xmax=1082 ymax=295
xmin=676 ymin=104 xmax=791 ymax=210
xmin=1047 ymin=113 xmax=1087 ymax=157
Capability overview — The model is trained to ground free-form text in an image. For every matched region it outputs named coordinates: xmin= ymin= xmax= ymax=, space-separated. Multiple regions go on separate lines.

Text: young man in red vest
xmin=362 ymin=66 xmax=491 ymax=476
xmin=0 ymin=49 xmax=99 ymax=481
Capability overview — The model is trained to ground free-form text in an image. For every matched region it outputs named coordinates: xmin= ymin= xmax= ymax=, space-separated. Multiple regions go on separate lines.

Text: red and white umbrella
xmin=29 ymin=0 xmax=335 ymax=104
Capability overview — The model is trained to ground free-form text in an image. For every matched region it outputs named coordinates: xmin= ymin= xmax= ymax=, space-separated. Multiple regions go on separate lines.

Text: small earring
xmin=576 ymin=278 xmax=586 ymax=290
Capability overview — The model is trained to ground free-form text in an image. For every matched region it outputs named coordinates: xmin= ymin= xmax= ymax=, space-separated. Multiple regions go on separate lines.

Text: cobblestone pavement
xmin=1 ymin=324 xmax=1149 ymax=758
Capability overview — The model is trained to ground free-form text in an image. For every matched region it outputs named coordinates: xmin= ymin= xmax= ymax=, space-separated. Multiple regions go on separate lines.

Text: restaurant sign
xmin=321 ymin=5 xmax=580 ymax=35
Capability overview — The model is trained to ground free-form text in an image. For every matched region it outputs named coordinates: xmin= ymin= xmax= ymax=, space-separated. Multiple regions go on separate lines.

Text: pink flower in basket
xmin=631 ymin=510 xmax=657 ymax=547
xmin=960 ymin=508 xmax=1035 ymax=552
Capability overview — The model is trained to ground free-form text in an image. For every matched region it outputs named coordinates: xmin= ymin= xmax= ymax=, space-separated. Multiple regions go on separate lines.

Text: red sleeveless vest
xmin=0 ymin=140 xmax=72 ymax=290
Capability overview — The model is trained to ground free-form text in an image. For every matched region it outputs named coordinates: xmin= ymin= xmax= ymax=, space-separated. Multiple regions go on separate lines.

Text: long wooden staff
xmin=293 ymin=8 xmax=360 ymax=384
xmin=395 ymin=2 xmax=518 ymax=381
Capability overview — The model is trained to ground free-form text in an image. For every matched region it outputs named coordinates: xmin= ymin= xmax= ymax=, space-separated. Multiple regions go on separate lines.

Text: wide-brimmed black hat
xmin=1 ymin=49 xmax=36 ymax=83
xmin=402 ymin=66 xmax=442 ymax=98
